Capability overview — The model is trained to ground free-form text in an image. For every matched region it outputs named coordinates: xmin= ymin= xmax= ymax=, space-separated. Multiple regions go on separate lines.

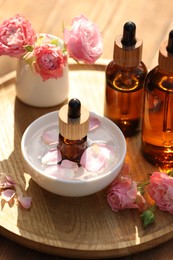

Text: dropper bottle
xmin=58 ymin=98 xmax=89 ymax=164
xmin=104 ymin=21 xmax=147 ymax=136
xmin=141 ymin=30 xmax=173 ymax=167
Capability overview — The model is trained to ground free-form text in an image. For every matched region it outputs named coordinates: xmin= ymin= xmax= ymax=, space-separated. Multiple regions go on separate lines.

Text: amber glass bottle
xmin=141 ymin=31 xmax=173 ymax=167
xmin=104 ymin=22 xmax=147 ymax=136
xmin=58 ymin=98 xmax=89 ymax=164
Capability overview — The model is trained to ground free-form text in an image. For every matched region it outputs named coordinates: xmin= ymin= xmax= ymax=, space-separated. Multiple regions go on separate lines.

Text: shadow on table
xmin=1 ymin=97 xmax=144 ymax=259
xmin=1 ymin=97 xmax=69 ymax=257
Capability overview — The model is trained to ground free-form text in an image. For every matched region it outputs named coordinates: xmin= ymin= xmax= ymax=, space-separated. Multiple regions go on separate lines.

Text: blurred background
xmin=0 ymin=0 xmax=173 ymax=76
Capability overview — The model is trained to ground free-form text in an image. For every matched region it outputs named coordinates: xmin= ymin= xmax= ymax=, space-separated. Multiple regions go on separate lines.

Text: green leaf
xmin=24 ymin=45 xmax=34 ymax=52
xmin=141 ymin=208 xmax=155 ymax=228
xmin=50 ymin=39 xmax=59 ymax=46
xmin=137 ymin=180 xmax=150 ymax=195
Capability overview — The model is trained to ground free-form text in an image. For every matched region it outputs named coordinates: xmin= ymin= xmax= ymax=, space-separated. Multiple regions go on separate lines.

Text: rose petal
xmin=89 ymin=116 xmax=100 ymax=131
xmin=33 ymin=44 xmax=67 ymax=81
xmin=0 ymin=14 xmax=36 ymax=58
xmin=60 ymin=160 xmax=78 ymax=171
xmin=0 ymin=180 xmax=15 ymax=189
xmin=44 ymin=164 xmax=75 ymax=180
xmin=44 ymin=165 xmax=58 ymax=176
xmin=1 ymin=189 xmax=15 ymax=202
xmin=80 ymin=143 xmax=115 ymax=172
xmin=6 ymin=175 xmax=16 ymax=184
xmin=64 ymin=14 xmax=102 ymax=64
xmin=41 ymin=148 xmax=62 ymax=165
xmin=18 ymin=196 xmax=32 ymax=209
xmin=41 ymin=128 xmax=58 ymax=145
xmin=58 ymin=167 xmax=75 ymax=180
xmin=0 ymin=175 xmax=16 ymax=189
xmin=107 ymin=178 xmax=138 ymax=212
xmin=148 ymin=172 xmax=173 ymax=214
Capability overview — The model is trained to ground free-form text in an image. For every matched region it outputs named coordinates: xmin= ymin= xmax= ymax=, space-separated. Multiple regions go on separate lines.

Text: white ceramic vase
xmin=15 ymin=35 xmax=69 ymax=107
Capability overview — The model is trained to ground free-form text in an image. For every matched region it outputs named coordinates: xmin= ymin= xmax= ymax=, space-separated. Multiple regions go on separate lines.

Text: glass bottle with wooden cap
xmin=104 ymin=21 xmax=147 ymax=136
xmin=141 ymin=31 xmax=173 ymax=167
xmin=58 ymin=98 xmax=89 ymax=164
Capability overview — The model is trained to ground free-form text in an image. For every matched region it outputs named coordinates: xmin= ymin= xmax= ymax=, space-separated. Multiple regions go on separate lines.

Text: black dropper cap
xmin=121 ymin=21 xmax=137 ymax=47
xmin=68 ymin=98 xmax=81 ymax=119
xmin=166 ymin=30 xmax=173 ymax=54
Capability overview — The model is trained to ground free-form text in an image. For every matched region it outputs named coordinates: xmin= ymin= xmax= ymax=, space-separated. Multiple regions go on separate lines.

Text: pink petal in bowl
xmin=89 ymin=116 xmax=100 ymax=131
xmin=41 ymin=127 xmax=58 ymax=145
xmin=41 ymin=148 xmax=62 ymax=165
xmin=80 ymin=143 xmax=115 ymax=173
xmin=61 ymin=160 xmax=78 ymax=172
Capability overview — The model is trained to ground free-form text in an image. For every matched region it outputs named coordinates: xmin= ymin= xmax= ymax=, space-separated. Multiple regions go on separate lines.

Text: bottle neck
xmin=113 ymin=35 xmax=143 ymax=67
xmin=59 ymin=133 xmax=87 ymax=144
xmin=158 ymin=40 xmax=173 ymax=74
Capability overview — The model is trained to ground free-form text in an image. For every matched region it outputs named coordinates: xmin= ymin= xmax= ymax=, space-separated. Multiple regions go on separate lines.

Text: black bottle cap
xmin=121 ymin=21 xmax=137 ymax=47
xmin=166 ymin=30 xmax=173 ymax=54
xmin=68 ymin=98 xmax=81 ymax=119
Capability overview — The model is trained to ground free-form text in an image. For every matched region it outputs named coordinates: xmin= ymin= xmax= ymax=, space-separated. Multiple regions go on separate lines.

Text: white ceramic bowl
xmin=21 ymin=111 xmax=126 ymax=197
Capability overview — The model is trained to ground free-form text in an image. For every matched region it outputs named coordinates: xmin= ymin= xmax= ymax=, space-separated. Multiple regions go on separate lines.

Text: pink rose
xmin=148 ymin=172 xmax=173 ymax=214
xmin=64 ymin=14 xmax=102 ymax=64
xmin=107 ymin=177 xmax=146 ymax=212
xmin=33 ymin=44 xmax=67 ymax=81
xmin=0 ymin=14 xmax=36 ymax=58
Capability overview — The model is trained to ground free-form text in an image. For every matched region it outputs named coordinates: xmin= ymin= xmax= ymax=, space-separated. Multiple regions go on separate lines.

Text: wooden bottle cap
xmin=59 ymin=102 xmax=89 ymax=140
xmin=159 ymin=40 xmax=173 ymax=73
xmin=113 ymin=35 xmax=143 ymax=67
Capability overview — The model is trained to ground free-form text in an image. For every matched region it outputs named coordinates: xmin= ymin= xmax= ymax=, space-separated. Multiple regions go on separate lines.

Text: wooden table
xmin=1 ymin=0 xmax=173 ymax=259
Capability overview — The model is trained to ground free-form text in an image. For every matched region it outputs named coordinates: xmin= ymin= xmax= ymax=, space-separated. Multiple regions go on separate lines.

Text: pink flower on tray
xmin=64 ymin=14 xmax=103 ymax=64
xmin=0 ymin=14 xmax=36 ymax=58
xmin=33 ymin=44 xmax=67 ymax=81
xmin=148 ymin=171 xmax=173 ymax=214
xmin=107 ymin=177 xmax=146 ymax=212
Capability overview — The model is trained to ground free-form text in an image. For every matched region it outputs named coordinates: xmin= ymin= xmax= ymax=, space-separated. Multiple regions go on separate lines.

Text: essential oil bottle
xmin=58 ymin=98 xmax=89 ymax=164
xmin=104 ymin=21 xmax=147 ymax=136
xmin=141 ymin=31 xmax=173 ymax=167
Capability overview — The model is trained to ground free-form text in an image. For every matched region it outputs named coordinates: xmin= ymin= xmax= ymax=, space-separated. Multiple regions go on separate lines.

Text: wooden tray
xmin=1 ymin=60 xmax=173 ymax=259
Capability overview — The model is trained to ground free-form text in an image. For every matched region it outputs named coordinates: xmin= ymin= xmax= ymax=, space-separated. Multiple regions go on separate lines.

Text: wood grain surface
xmin=1 ymin=0 xmax=173 ymax=259
xmin=1 ymin=62 xmax=173 ymax=260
